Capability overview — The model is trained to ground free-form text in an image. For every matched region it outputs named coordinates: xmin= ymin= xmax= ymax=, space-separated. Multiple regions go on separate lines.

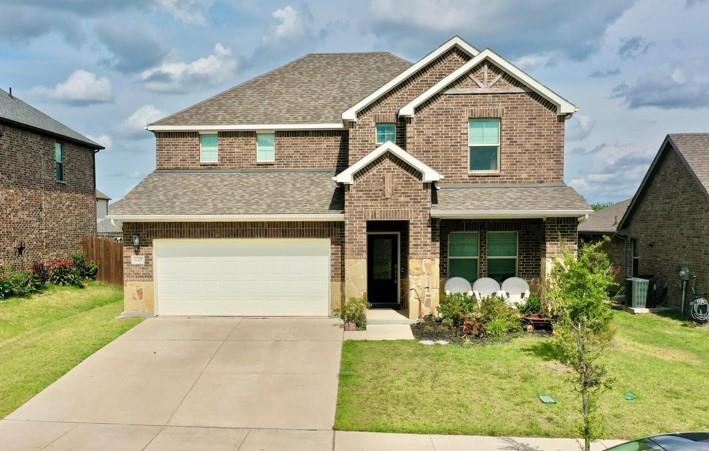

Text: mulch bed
xmin=410 ymin=316 xmax=553 ymax=345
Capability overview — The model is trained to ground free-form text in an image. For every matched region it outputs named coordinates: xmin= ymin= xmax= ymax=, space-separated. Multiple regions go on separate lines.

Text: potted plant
xmin=338 ymin=296 xmax=369 ymax=331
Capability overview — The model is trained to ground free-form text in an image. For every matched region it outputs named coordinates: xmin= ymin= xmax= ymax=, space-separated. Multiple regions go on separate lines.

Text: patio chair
xmin=472 ymin=277 xmax=502 ymax=301
xmin=444 ymin=277 xmax=473 ymax=296
xmin=501 ymin=277 xmax=531 ymax=306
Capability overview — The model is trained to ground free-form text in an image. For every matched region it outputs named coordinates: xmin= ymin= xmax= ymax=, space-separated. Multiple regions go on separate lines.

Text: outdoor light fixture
xmin=16 ymin=241 xmax=25 ymax=257
xmin=132 ymin=234 xmax=141 ymax=254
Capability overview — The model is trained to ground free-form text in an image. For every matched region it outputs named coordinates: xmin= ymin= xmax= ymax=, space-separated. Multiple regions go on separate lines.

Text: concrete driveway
xmin=1 ymin=317 xmax=343 ymax=450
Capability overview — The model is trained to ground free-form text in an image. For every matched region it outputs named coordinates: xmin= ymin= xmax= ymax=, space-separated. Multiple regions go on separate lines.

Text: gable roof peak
xmin=334 ymin=141 xmax=442 ymax=184
xmin=341 ymin=35 xmax=479 ymax=122
xmin=399 ymin=48 xmax=576 ymax=117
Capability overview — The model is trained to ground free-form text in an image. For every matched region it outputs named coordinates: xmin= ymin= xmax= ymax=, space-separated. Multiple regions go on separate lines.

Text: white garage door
xmin=154 ymin=239 xmax=330 ymax=316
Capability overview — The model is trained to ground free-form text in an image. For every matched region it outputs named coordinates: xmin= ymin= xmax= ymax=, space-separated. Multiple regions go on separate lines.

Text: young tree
xmin=547 ymin=240 xmax=616 ymax=451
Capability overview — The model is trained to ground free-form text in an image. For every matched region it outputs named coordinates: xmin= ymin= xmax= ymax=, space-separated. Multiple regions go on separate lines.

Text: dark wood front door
xmin=367 ymin=234 xmax=399 ymax=307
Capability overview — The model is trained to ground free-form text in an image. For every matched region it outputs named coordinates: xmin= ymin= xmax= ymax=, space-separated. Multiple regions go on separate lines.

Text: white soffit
xmin=341 ymin=36 xmax=480 ymax=122
xmin=399 ymin=49 xmax=577 ymax=117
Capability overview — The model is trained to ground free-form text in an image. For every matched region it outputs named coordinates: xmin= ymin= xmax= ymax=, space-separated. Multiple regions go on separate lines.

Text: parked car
xmin=605 ymin=432 xmax=709 ymax=450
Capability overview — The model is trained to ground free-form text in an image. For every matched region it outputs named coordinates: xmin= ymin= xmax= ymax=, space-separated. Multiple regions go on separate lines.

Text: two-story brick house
xmin=1 ymin=88 xmax=103 ymax=267
xmin=111 ymin=36 xmax=591 ymax=318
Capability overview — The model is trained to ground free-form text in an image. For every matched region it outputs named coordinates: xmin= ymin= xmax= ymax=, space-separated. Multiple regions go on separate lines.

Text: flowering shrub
xmin=0 ymin=265 xmax=44 ymax=298
xmin=48 ymin=258 xmax=84 ymax=288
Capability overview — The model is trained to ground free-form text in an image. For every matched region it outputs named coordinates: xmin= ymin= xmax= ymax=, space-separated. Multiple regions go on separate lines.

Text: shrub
xmin=338 ymin=296 xmax=369 ymax=329
xmin=32 ymin=262 xmax=49 ymax=285
xmin=70 ymin=252 xmax=99 ymax=279
xmin=0 ymin=265 xmax=41 ymax=298
xmin=48 ymin=258 xmax=84 ymax=288
xmin=0 ymin=277 xmax=11 ymax=300
xmin=478 ymin=295 xmax=522 ymax=337
xmin=518 ymin=294 xmax=542 ymax=315
xmin=438 ymin=292 xmax=476 ymax=324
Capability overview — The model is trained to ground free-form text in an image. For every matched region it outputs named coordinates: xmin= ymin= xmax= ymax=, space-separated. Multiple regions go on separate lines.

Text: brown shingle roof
xmin=0 ymin=88 xmax=102 ymax=149
xmin=433 ymin=183 xmax=590 ymax=215
xmin=669 ymin=133 xmax=709 ymax=196
xmin=578 ymin=199 xmax=630 ymax=234
xmin=110 ymin=169 xmax=343 ymax=217
xmin=151 ymin=53 xmax=412 ymax=126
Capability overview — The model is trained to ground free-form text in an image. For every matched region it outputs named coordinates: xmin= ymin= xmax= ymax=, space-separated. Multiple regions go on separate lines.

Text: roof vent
xmin=8 ymin=87 xmax=12 ymax=98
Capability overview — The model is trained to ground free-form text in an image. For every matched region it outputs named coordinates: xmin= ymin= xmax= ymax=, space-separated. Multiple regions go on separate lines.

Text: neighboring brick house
xmin=578 ymin=199 xmax=631 ymax=283
xmin=0 ymin=88 xmax=103 ymax=267
xmin=111 ymin=36 xmax=591 ymax=318
xmin=96 ymin=189 xmax=122 ymax=240
xmin=617 ymin=134 xmax=709 ymax=307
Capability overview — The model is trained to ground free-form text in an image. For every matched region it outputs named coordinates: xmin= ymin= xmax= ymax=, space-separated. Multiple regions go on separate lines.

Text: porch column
xmin=542 ymin=217 xmax=579 ymax=277
xmin=407 ymin=217 xmax=440 ymax=320
xmin=344 ymin=212 xmax=367 ymax=302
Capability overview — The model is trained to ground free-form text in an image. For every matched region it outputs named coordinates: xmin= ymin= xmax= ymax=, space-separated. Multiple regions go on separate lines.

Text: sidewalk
xmin=333 ymin=431 xmax=626 ymax=451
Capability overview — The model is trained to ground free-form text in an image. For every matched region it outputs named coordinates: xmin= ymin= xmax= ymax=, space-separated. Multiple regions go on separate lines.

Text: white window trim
xmin=447 ymin=231 xmax=480 ymax=281
xmin=199 ymin=132 xmax=219 ymax=164
xmin=375 ymin=123 xmax=397 ymax=145
xmin=256 ymin=131 xmax=276 ymax=163
xmin=468 ymin=118 xmax=501 ymax=174
xmin=486 ymin=231 xmax=518 ymax=278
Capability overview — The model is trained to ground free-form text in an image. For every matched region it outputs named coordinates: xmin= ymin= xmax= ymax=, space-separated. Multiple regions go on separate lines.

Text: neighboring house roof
xmin=0 ymin=88 xmax=103 ymax=149
xmin=147 ymin=53 xmax=412 ymax=130
xmin=399 ymin=49 xmax=576 ymax=117
xmin=578 ymin=199 xmax=631 ymax=234
xmin=109 ymin=169 xmax=344 ymax=221
xmin=431 ymin=184 xmax=591 ymax=219
xmin=96 ymin=189 xmax=111 ymax=200
xmin=619 ymin=133 xmax=709 ymax=229
xmin=97 ymin=217 xmax=122 ymax=235
xmin=334 ymin=141 xmax=442 ymax=184
xmin=341 ymin=36 xmax=479 ymax=122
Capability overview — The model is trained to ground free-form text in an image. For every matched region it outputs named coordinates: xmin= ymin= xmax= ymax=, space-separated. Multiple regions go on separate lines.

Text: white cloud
xmin=31 ymin=70 xmax=113 ymax=105
xmin=140 ymin=43 xmax=237 ymax=93
xmin=566 ymin=114 xmax=595 ymax=141
xmin=87 ymin=134 xmax=112 ymax=149
xmin=120 ymin=105 xmax=165 ymax=137
xmin=262 ymin=6 xmax=307 ymax=47
xmin=368 ymin=0 xmax=636 ymax=60
xmin=613 ymin=65 xmax=709 ymax=109
xmin=154 ymin=0 xmax=213 ymax=25
xmin=513 ymin=52 xmax=557 ymax=71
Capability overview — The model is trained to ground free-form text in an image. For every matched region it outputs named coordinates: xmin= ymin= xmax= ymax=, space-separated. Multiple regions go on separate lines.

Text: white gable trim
xmin=146 ymin=123 xmax=344 ymax=132
xmin=399 ymin=49 xmax=577 ymax=117
xmin=334 ymin=141 xmax=442 ymax=185
xmin=341 ymin=36 xmax=479 ymax=122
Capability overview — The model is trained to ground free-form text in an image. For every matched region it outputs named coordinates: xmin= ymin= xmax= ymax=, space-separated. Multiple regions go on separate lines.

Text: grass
xmin=336 ymin=311 xmax=709 ymax=439
xmin=0 ymin=282 xmax=142 ymax=417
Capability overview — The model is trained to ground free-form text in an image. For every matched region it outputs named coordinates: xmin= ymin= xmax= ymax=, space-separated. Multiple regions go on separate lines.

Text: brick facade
xmin=407 ymin=61 xmax=564 ymax=184
xmin=156 ymin=130 xmax=348 ymax=171
xmin=622 ymin=149 xmax=709 ymax=306
xmin=348 ymin=47 xmax=471 ymax=165
xmin=0 ymin=123 xmax=96 ymax=267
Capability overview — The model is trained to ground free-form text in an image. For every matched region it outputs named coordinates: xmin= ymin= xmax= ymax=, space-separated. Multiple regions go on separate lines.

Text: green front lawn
xmin=0 ymin=283 xmax=142 ymax=417
xmin=336 ymin=311 xmax=709 ymax=439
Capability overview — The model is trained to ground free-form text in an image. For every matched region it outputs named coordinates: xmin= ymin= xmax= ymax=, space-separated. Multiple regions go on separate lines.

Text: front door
xmin=367 ymin=233 xmax=399 ymax=307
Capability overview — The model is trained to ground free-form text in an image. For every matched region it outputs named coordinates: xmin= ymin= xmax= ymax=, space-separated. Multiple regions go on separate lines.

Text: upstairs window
xmin=448 ymin=232 xmax=479 ymax=283
xmin=487 ymin=231 xmax=517 ymax=283
xmin=54 ymin=142 xmax=64 ymax=182
xmin=257 ymin=132 xmax=275 ymax=162
xmin=469 ymin=118 xmax=500 ymax=172
xmin=375 ymin=123 xmax=396 ymax=144
xmin=631 ymin=239 xmax=639 ymax=276
xmin=199 ymin=133 xmax=218 ymax=163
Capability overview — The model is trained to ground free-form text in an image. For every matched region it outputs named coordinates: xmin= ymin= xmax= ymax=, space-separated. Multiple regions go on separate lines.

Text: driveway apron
xmin=2 ymin=317 xmax=343 ymax=450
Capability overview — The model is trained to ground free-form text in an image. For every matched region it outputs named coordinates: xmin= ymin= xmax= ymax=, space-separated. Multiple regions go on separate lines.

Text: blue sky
xmin=2 ymin=0 xmax=708 ymax=203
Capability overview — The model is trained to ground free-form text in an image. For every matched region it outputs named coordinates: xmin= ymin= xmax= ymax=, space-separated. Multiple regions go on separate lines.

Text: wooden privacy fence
xmin=82 ymin=235 xmax=123 ymax=285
